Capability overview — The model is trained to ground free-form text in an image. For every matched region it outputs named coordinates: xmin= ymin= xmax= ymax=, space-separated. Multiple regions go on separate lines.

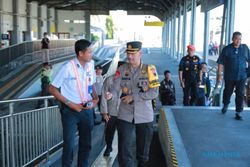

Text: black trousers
xmin=223 ymin=79 xmax=246 ymax=112
xmin=105 ymin=116 xmax=118 ymax=149
xmin=183 ymin=81 xmax=198 ymax=106
xmin=117 ymin=119 xmax=153 ymax=167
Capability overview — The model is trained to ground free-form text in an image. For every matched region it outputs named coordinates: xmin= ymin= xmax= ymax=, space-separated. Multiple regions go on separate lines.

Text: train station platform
xmin=1 ymin=46 xmax=246 ymax=167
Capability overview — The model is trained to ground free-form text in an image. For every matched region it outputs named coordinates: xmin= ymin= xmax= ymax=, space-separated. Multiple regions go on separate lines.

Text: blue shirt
xmin=217 ymin=43 xmax=250 ymax=81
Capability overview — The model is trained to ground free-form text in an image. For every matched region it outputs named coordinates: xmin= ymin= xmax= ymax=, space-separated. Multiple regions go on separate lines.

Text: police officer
xmin=179 ymin=44 xmax=202 ymax=106
xmin=159 ymin=70 xmax=176 ymax=105
xmin=49 ymin=39 xmax=99 ymax=167
xmin=105 ymin=41 xmax=160 ymax=167
xmin=217 ymin=31 xmax=250 ymax=120
xmin=101 ymin=61 xmax=125 ymax=157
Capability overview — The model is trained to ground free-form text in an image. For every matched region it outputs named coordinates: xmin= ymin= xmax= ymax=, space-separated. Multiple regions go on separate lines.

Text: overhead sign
xmin=201 ymin=0 xmax=224 ymax=12
xmin=144 ymin=21 xmax=164 ymax=27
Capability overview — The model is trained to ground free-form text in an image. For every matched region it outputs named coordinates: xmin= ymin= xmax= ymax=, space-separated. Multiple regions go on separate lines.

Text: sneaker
xmin=221 ymin=105 xmax=228 ymax=114
xmin=235 ymin=113 xmax=243 ymax=120
xmin=103 ymin=147 xmax=113 ymax=156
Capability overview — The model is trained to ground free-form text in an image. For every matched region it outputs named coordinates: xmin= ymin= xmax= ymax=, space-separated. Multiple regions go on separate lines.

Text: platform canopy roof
xmin=27 ymin=0 xmax=202 ymax=20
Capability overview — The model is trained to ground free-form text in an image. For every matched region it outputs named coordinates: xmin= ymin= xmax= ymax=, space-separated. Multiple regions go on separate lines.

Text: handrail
xmin=0 ymin=96 xmax=62 ymax=167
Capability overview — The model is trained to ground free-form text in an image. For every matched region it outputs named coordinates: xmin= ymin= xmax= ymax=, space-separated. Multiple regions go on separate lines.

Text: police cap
xmin=125 ymin=41 xmax=142 ymax=53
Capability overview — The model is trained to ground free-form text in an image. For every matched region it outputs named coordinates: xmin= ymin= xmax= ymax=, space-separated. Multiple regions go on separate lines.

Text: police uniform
xmin=100 ymin=75 xmax=120 ymax=156
xmin=111 ymin=41 xmax=160 ymax=167
xmin=51 ymin=56 xmax=96 ymax=167
xmin=159 ymin=79 xmax=176 ymax=105
xmin=179 ymin=54 xmax=201 ymax=105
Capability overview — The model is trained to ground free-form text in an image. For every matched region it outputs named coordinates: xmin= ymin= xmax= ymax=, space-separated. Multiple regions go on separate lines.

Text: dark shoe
xmin=221 ymin=105 xmax=228 ymax=114
xmin=103 ymin=147 xmax=113 ymax=156
xmin=235 ymin=113 xmax=243 ymax=120
xmin=94 ymin=120 xmax=102 ymax=125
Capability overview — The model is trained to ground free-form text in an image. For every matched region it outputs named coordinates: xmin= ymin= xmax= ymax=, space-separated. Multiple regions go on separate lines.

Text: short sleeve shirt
xmin=52 ymin=58 xmax=96 ymax=103
xmin=217 ymin=43 xmax=250 ymax=81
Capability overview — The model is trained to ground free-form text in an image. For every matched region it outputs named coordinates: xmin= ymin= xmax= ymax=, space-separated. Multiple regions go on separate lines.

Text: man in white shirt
xmin=49 ymin=39 xmax=99 ymax=167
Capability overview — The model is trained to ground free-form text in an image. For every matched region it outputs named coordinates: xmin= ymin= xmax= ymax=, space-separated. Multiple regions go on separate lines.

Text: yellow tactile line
xmin=160 ymin=108 xmax=179 ymax=167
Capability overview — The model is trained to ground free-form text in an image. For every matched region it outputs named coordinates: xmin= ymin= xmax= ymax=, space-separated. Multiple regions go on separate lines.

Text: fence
xmin=0 ymin=97 xmax=62 ymax=167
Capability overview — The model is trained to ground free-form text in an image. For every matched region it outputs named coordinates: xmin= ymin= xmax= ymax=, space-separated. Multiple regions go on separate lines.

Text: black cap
xmin=75 ymin=39 xmax=92 ymax=55
xmin=125 ymin=41 xmax=142 ymax=53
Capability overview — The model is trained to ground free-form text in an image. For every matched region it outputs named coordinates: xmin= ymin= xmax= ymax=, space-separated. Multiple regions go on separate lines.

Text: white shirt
xmin=52 ymin=58 xmax=96 ymax=104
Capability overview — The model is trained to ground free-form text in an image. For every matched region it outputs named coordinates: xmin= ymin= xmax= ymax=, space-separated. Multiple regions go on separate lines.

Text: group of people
xmin=45 ymin=31 xmax=250 ymax=167
xmin=177 ymin=44 xmax=211 ymax=106
xmin=48 ymin=40 xmax=160 ymax=167
xmin=209 ymin=41 xmax=219 ymax=56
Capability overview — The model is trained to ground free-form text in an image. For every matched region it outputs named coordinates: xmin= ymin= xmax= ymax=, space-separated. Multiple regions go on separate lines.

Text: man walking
xmin=217 ymin=31 xmax=250 ymax=120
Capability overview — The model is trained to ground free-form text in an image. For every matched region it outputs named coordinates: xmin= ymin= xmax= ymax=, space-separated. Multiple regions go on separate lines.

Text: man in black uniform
xmin=217 ymin=31 xmax=250 ymax=120
xmin=159 ymin=70 xmax=176 ymax=105
xmin=179 ymin=44 xmax=202 ymax=106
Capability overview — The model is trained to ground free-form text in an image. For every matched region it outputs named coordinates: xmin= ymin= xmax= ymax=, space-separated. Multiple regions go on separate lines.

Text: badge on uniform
xmin=148 ymin=65 xmax=160 ymax=88
xmin=122 ymin=86 xmax=129 ymax=94
xmin=88 ymin=85 xmax=92 ymax=94
xmin=193 ymin=59 xmax=198 ymax=62
xmin=114 ymin=70 xmax=121 ymax=79
xmin=142 ymin=81 xmax=148 ymax=92
xmin=125 ymin=70 xmax=129 ymax=76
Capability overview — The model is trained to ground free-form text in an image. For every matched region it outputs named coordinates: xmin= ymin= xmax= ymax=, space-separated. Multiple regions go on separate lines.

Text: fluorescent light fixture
xmin=73 ymin=20 xmax=85 ymax=23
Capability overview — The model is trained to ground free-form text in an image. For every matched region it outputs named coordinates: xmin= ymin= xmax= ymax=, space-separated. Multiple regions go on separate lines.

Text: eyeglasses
xmin=235 ymin=48 xmax=238 ymax=54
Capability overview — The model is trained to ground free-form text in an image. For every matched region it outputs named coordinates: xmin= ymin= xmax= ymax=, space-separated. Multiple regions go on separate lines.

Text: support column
xmin=84 ymin=10 xmax=91 ymax=40
xmin=203 ymin=11 xmax=210 ymax=63
xmin=166 ymin=19 xmax=169 ymax=55
xmin=26 ymin=3 xmax=32 ymax=41
xmin=228 ymin=0 xmax=235 ymax=41
xmin=177 ymin=4 xmax=182 ymax=61
xmin=161 ymin=18 xmax=167 ymax=54
xmin=173 ymin=13 xmax=177 ymax=59
xmin=47 ymin=8 xmax=51 ymax=36
xmin=169 ymin=19 xmax=173 ymax=58
xmin=190 ymin=0 xmax=196 ymax=45
xmin=38 ymin=5 xmax=42 ymax=39
xmin=220 ymin=1 xmax=227 ymax=50
xmin=182 ymin=0 xmax=187 ymax=57
xmin=225 ymin=0 xmax=230 ymax=45
xmin=12 ymin=0 xmax=21 ymax=44
xmin=0 ymin=0 xmax=3 ymax=45
xmin=55 ymin=9 xmax=58 ymax=34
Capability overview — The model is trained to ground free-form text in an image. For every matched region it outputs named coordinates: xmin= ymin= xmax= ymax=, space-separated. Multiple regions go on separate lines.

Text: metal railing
xmin=0 ymin=96 xmax=63 ymax=167
xmin=0 ymin=40 xmax=76 ymax=81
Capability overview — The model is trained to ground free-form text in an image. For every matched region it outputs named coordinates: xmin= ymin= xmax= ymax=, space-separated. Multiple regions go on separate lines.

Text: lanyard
xmin=70 ymin=60 xmax=89 ymax=103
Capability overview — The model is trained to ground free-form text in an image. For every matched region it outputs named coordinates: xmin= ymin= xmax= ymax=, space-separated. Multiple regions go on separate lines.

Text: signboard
xmin=144 ymin=21 xmax=164 ymax=27
xmin=201 ymin=0 xmax=224 ymax=12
